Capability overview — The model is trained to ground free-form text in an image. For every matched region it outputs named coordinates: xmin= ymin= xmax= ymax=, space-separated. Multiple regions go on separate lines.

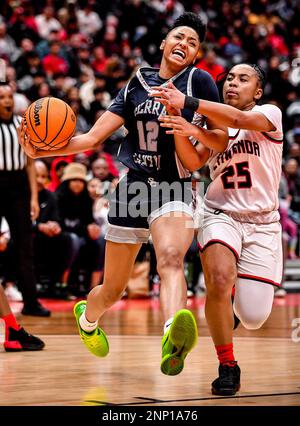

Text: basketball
xmin=23 ymin=97 xmax=76 ymax=151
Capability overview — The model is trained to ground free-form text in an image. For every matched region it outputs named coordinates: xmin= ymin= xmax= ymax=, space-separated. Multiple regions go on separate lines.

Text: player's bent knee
xmin=205 ymin=269 xmax=236 ymax=297
xmin=157 ymin=246 xmax=183 ymax=274
xmin=240 ymin=315 xmax=269 ymax=330
xmin=236 ymin=308 xmax=272 ymax=330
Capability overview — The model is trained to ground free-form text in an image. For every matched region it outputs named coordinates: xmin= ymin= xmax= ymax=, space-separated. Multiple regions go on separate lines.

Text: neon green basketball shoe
xmin=73 ymin=300 xmax=109 ymax=357
xmin=161 ymin=309 xmax=198 ymax=376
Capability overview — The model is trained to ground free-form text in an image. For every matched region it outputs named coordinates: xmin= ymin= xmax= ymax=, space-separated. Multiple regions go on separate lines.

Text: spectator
xmin=79 ymin=72 xmax=111 ymax=110
xmin=75 ymin=45 xmax=94 ymax=79
xmin=36 ymin=81 xmax=52 ymax=99
xmin=69 ymin=99 xmax=90 ymax=135
xmin=35 ymin=6 xmax=62 ymax=40
xmin=56 ymin=163 xmax=104 ymax=290
xmin=87 ymin=177 xmax=109 ymax=237
xmin=284 ymin=158 xmax=300 ymax=226
xmin=5 ymin=66 xmax=30 ymax=116
xmin=51 ymin=73 xmax=68 ymax=99
xmin=91 ymin=46 xmax=109 ymax=74
xmin=8 ymin=6 xmax=39 ymax=45
xmin=286 ymin=122 xmax=300 ymax=150
xmin=35 ymin=29 xmax=65 ymax=60
xmin=15 ymin=51 xmax=43 ymax=80
xmin=33 ymin=160 xmax=78 ymax=298
xmin=0 ymin=22 xmax=18 ymax=61
xmin=65 ymin=86 xmax=80 ymax=103
xmin=91 ymin=157 xmax=116 ymax=185
xmin=46 ymin=157 xmax=72 ymax=192
xmin=197 ymin=49 xmax=225 ymax=81
xmin=24 ymin=71 xmax=47 ymax=102
xmin=42 ymin=40 xmax=69 ymax=77
xmin=279 ymin=171 xmax=298 ymax=259
xmin=89 ymin=87 xmax=107 ymax=122
xmin=76 ymin=1 xmax=102 ymax=37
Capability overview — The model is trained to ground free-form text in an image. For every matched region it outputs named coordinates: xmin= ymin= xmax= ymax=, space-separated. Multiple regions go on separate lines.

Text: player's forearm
xmin=33 ymin=111 xmax=124 ymax=158
xmin=174 ymin=135 xmax=208 ymax=171
xmin=29 ymin=132 xmax=98 ymax=158
xmin=194 ymin=127 xmax=228 ymax=152
xmin=186 ymin=97 xmax=245 ymax=128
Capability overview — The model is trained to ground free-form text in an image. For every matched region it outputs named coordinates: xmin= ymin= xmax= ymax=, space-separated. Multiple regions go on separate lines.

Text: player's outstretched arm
xmin=152 ymin=82 xmax=275 ymax=132
xmin=18 ymin=111 xmax=124 ymax=159
xmin=159 ymin=115 xmax=228 ymax=153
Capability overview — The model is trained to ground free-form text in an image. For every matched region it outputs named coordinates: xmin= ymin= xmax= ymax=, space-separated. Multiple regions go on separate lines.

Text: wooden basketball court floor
xmin=0 ymin=294 xmax=300 ymax=406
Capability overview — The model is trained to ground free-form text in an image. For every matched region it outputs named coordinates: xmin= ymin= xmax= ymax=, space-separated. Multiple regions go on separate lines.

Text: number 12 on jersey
xmin=137 ymin=120 xmax=159 ymax=152
xmin=221 ymin=161 xmax=252 ymax=189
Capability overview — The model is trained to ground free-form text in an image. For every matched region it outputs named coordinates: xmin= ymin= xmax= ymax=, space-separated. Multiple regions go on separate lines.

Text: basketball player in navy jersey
xmin=20 ymin=12 xmax=228 ymax=376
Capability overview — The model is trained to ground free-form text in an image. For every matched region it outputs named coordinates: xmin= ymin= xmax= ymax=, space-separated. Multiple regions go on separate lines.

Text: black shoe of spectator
xmin=4 ymin=327 xmax=45 ymax=351
xmin=211 ymin=362 xmax=241 ymax=396
xmin=22 ymin=302 xmax=51 ymax=317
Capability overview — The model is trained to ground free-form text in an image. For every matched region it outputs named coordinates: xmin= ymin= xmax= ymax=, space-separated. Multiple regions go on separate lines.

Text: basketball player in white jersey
xmin=152 ymin=63 xmax=283 ymax=395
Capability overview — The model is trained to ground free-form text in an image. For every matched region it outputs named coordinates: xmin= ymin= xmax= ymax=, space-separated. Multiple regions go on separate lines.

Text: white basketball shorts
xmin=197 ymin=207 xmax=283 ymax=287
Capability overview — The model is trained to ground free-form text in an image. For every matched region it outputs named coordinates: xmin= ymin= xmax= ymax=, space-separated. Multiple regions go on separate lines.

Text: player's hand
xmin=159 ymin=115 xmax=198 ymax=138
xmin=165 ymin=103 xmax=181 ymax=117
xmin=150 ymin=82 xmax=185 ymax=110
xmin=17 ymin=120 xmax=38 ymax=159
xmin=87 ymin=223 xmax=101 ymax=240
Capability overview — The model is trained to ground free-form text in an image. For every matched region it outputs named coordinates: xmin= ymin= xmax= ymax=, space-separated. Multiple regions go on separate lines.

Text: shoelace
xmin=10 ymin=327 xmax=33 ymax=340
xmin=82 ymin=329 xmax=101 ymax=347
xmin=219 ymin=365 xmax=238 ymax=383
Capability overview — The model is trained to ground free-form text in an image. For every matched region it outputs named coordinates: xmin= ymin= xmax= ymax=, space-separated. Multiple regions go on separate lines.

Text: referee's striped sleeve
xmin=0 ymin=115 xmax=26 ymax=171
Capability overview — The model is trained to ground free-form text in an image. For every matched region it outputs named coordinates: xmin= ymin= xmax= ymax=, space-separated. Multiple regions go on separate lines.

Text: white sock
xmin=164 ymin=317 xmax=174 ymax=335
xmin=79 ymin=311 xmax=98 ymax=333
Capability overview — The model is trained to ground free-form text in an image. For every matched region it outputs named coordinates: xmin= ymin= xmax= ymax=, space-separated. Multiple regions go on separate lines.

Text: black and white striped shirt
xmin=0 ymin=115 xmax=26 ymax=171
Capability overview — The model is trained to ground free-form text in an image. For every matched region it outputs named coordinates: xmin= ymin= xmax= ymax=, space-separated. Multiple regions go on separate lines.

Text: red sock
xmin=2 ymin=313 xmax=21 ymax=332
xmin=215 ymin=343 xmax=236 ymax=366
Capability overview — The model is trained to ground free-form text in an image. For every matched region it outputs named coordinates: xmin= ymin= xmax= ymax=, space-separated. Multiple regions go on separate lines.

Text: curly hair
xmin=169 ymin=12 xmax=206 ymax=43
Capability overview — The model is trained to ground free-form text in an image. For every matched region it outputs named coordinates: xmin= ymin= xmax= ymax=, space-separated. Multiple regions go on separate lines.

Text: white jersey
xmin=204 ymin=104 xmax=283 ymax=218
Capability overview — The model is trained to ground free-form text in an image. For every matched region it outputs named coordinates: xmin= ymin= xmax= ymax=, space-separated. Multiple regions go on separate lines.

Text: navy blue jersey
xmin=108 ymin=66 xmax=219 ymax=182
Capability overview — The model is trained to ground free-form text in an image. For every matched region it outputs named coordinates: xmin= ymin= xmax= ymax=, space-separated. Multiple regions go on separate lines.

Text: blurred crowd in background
xmin=0 ymin=0 xmax=300 ymax=299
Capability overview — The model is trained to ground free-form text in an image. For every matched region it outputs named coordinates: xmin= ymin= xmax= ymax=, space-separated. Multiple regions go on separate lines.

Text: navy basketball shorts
xmin=106 ymin=172 xmax=194 ymax=244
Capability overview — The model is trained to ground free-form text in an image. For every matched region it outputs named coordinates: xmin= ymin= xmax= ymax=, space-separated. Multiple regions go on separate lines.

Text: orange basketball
xmin=23 ymin=97 xmax=76 ymax=151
